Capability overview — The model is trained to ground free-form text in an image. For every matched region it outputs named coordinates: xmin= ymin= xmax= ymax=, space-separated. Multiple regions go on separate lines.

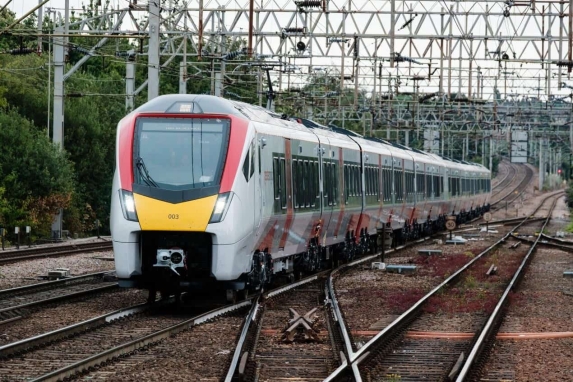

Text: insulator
xmin=295 ymin=0 xmax=321 ymax=7
xmin=74 ymin=46 xmax=93 ymax=55
xmin=283 ymin=27 xmax=305 ymax=33
xmin=9 ymin=48 xmax=34 ymax=55
xmin=222 ymin=50 xmax=241 ymax=60
xmin=66 ymin=93 xmax=83 ymax=98
xmin=353 ymin=39 xmax=359 ymax=58
xmin=344 ymin=75 xmax=352 ymax=80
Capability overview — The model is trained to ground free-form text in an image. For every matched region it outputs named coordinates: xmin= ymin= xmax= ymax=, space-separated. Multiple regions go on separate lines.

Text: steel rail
xmin=324 ymin=191 xmax=563 ymax=381
xmin=0 ymin=301 xmax=154 ymax=358
xmin=0 ymin=241 xmax=113 ymax=264
xmin=455 ymin=193 xmax=561 ymax=381
xmin=324 ymin=235 xmax=444 ymax=382
xmin=0 ymin=271 xmax=112 ymax=298
xmin=491 ymin=166 xmax=533 ymax=210
xmin=491 ymin=162 xmax=516 ymax=198
xmin=27 ymin=299 xmax=251 ymax=382
xmin=0 ymin=272 xmax=118 ymax=325
xmin=224 ymin=271 xmax=329 ymax=381
xmin=0 ymin=284 xmax=118 ymax=324
xmin=512 ymin=234 xmax=573 ymax=253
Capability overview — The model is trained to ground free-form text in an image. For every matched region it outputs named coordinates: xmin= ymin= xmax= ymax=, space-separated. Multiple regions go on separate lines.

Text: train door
xmin=244 ymin=138 xmax=257 ymax=236
xmin=253 ymin=137 xmax=263 ymax=237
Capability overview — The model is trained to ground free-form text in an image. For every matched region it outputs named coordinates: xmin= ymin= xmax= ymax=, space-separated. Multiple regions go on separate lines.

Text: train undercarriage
xmin=141 ymin=204 xmax=490 ymax=303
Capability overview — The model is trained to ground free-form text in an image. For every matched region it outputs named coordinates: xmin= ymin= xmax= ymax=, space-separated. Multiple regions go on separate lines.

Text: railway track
xmin=490 ymin=164 xmax=533 ymax=211
xmin=0 ymin=272 xmax=117 ymax=325
xmin=0 ymin=294 xmax=247 ymax=381
xmin=323 ymin=191 xmax=563 ymax=381
xmin=0 ymin=241 xmax=113 ymax=264
xmin=225 ymin=274 xmax=343 ymax=381
xmin=490 ymin=160 xmax=515 ymax=200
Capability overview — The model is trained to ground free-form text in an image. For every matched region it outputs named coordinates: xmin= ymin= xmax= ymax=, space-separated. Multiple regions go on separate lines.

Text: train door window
xmin=333 ymin=163 xmax=339 ymax=205
xmin=364 ymin=167 xmax=369 ymax=196
xmin=312 ymin=161 xmax=318 ymax=207
xmin=249 ymin=141 xmax=255 ymax=178
xmin=394 ymin=168 xmax=403 ymax=202
xmin=349 ymin=165 xmax=354 ymax=197
xmin=273 ymin=156 xmax=287 ymax=211
xmin=293 ymin=160 xmax=299 ymax=209
xmin=323 ymin=162 xmax=329 ymax=206
xmin=242 ymin=149 xmax=250 ymax=182
xmin=258 ymin=143 xmax=261 ymax=174
xmin=273 ymin=157 xmax=280 ymax=201
xmin=365 ymin=167 xmax=370 ymax=196
xmin=376 ymin=168 xmax=381 ymax=201
xmin=383 ymin=167 xmax=392 ymax=202
xmin=304 ymin=160 xmax=310 ymax=207
xmin=448 ymin=178 xmax=452 ymax=196
xmin=343 ymin=165 xmax=350 ymax=204
xmin=355 ymin=166 xmax=360 ymax=197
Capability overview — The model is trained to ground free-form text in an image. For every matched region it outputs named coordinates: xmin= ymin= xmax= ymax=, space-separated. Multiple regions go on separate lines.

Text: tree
xmin=0 ymin=109 xmax=75 ymax=237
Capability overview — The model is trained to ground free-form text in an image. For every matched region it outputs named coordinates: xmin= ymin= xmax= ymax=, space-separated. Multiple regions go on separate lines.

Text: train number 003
xmin=167 ymin=214 xmax=180 ymax=219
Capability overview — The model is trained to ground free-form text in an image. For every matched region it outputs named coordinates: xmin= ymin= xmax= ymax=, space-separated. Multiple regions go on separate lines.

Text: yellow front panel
xmin=133 ymin=193 xmax=218 ymax=231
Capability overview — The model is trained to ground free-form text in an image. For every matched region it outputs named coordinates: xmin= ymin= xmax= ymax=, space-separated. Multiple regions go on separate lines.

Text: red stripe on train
xmin=220 ymin=115 xmax=249 ymax=193
xmin=118 ymin=113 xmax=137 ymax=191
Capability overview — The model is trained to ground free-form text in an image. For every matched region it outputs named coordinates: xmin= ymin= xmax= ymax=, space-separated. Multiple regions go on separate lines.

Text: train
xmin=110 ymin=94 xmax=491 ymax=301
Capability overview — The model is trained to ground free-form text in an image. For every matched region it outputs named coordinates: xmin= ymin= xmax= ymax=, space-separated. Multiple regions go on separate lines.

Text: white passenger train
xmin=110 ymin=94 xmax=491 ymax=300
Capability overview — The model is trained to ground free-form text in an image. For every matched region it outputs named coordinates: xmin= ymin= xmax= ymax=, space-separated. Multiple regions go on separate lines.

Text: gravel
xmin=79 ymin=315 xmax=244 ymax=381
xmin=0 ymin=251 xmax=115 ymax=290
xmin=478 ymin=204 xmax=573 ymax=380
xmin=0 ymin=288 xmax=147 ymax=346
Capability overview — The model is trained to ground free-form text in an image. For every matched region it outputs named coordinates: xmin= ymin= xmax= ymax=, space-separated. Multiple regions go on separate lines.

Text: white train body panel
xmin=110 ymin=95 xmax=492 ymax=291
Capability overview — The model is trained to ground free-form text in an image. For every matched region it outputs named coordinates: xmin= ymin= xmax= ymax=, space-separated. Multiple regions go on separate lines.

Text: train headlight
xmin=119 ymin=190 xmax=138 ymax=222
xmin=209 ymin=192 xmax=233 ymax=223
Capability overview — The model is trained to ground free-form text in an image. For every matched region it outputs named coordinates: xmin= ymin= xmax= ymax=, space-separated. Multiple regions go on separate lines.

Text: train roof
xmin=131 ymin=95 xmax=489 ymax=174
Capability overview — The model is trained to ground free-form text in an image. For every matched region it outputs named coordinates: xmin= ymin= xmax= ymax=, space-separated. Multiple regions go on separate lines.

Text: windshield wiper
xmin=136 ymin=157 xmax=159 ymax=188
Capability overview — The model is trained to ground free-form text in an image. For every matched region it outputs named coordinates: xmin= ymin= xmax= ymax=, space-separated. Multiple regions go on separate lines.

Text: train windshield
xmin=133 ymin=117 xmax=230 ymax=191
